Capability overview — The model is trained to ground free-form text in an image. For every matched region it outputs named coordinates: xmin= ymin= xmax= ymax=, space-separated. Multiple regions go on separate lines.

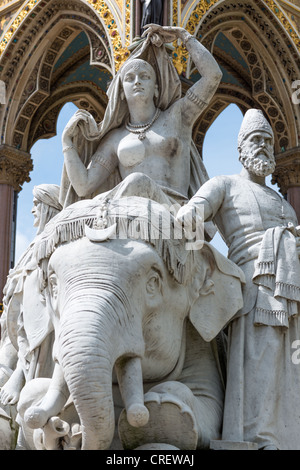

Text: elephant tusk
xmin=85 ymin=223 xmax=117 ymax=242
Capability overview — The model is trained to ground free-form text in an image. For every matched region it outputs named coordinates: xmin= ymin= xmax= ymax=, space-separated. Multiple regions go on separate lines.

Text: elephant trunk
xmin=58 ymin=285 xmax=145 ymax=450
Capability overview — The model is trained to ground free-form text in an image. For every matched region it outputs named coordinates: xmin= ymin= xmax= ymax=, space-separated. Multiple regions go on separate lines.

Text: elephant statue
xmin=16 ymin=195 xmax=245 ymax=450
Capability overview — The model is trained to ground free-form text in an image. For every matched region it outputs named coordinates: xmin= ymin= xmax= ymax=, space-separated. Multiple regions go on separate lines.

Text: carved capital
xmin=272 ymin=147 xmax=300 ymax=195
xmin=0 ymin=145 xmax=33 ymax=191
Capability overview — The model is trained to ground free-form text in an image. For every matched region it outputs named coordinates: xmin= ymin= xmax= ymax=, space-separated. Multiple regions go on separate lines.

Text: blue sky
xmin=14 ymin=103 xmax=277 ymax=261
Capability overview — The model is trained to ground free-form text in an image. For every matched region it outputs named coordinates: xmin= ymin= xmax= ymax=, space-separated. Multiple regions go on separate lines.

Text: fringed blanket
xmin=33 ymin=196 xmax=192 ymax=285
xmin=253 ymin=225 xmax=300 ymax=327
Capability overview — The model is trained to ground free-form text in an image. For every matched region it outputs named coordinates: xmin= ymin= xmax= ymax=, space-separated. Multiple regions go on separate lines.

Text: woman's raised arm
xmin=142 ymin=24 xmax=222 ymax=126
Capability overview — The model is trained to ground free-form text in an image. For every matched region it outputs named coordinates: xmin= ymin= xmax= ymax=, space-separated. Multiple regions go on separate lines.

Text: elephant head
xmin=23 ymin=196 xmax=244 ymax=450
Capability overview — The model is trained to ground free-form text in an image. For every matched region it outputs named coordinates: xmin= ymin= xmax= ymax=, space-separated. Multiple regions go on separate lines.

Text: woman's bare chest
xmin=117 ymin=129 xmax=184 ymax=168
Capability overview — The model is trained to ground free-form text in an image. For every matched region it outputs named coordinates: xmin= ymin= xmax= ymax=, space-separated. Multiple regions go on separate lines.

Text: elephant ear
xmin=189 ymin=243 xmax=245 ymax=342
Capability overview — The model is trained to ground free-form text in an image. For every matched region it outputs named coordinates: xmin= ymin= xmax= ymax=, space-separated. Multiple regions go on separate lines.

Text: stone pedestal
xmin=210 ymin=440 xmax=258 ymax=450
xmin=0 ymin=145 xmax=32 ymax=304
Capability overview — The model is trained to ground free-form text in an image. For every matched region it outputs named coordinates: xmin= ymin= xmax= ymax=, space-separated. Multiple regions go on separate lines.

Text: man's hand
xmin=176 ymin=204 xmax=196 ymax=230
xmin=176 ymin=203 xmax=203 ymax=237
xmin=176 ymin=203 xmax=204 ymax=250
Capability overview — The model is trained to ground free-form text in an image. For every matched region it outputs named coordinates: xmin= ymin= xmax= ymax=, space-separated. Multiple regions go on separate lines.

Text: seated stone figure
xmin=59 ymin=23 xmax=222 ymax=225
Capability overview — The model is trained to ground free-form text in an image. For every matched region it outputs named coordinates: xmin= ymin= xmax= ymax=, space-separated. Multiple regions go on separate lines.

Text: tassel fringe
xmin=34 ymin=213 xmax=189 ymax=285
xmin=254 ymin=307 xmax=289 ymax=328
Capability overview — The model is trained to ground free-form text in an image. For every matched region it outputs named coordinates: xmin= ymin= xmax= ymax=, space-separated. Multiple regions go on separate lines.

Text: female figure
xmin=59 ymin=24 xmax=222 ymax=212
xmin=0 ymin=184 xmax=62 ymax=406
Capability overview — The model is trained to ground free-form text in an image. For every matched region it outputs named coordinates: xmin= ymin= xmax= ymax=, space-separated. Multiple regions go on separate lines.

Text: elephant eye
xmin=147 ymin=267 xmax=162 ymax=294
xmin=148 ymin=274 xmax=159 ymax=290
xmin=49 ymin=273 xmax=58 ymax=296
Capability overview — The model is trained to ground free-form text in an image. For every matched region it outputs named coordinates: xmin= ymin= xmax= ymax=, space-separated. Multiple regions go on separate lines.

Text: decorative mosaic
xmin=0 ymin=11 xmax=14 ymax=38
xmin=172 ymin=0 xmax=300 ymax=74
xmin=0 ymin=0 xmax=131 ymax=70
xmin=0 ymin=0 xmax=39 ymax=54
xmin=0 ymin=0 xmax=21 ymax=8
xmin=86 ymin=0 xmax=131 ymax=71
xmin=263 ymin=0 xmax=300 ymax=50
xmin=1 ymin=0 xmax=299 ymax=73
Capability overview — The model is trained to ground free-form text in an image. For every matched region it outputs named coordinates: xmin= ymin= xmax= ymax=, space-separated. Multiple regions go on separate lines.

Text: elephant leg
xmin=119 ymin=323 xmax=224 ymax=450
xmin=176 ymin=323 xmax=224 ymax=448
xmin=24 ymin=363 xmax=69 ymax=429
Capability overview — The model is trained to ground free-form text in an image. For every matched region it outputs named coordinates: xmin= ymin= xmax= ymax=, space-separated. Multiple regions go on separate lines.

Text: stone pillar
xmin=135 ymin=0 xmax=142 ymax=38
xmin=163 ymin=0 xmax=168 ymax=25
xmin=272 ymin=148 xmax=300 ymax=223
xmin=0 ymin=145 xmax=33 ymax=310
xmin=286 ymin=186 xmax=300 ymax=222
xmin=134 ymin=1 xmax=168 ymax=41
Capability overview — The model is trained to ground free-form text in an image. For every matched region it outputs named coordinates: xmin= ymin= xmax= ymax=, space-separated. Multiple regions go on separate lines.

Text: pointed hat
xmin=238 ymin=109 xmax=273 ymax=148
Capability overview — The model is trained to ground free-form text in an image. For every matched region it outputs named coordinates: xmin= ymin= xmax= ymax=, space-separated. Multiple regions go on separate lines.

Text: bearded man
xmin=176 ymin=109 xmax=300 ymax=450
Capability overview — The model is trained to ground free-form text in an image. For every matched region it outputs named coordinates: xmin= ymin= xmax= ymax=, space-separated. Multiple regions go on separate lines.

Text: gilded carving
xmin=171 ymin=0 xmax=300 ymax=74
xmin=0 ymin=0 xmax=40 ymax=54
xmin=85 ymin=0 xmax=131 ymax=71
xmin=0 ymin=0 xmax=298 ymax=75
xmin=0 ymin=1 xmax=130 ymax=72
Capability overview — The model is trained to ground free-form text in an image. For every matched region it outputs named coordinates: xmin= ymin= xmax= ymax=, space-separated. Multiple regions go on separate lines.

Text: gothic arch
xmin=28 ymin=82 xmax=108 ymax=148
xmin=0 ymin=0 xmax=114 ymax=153
xmin=183 ymin=0 xmax=300 ymax=159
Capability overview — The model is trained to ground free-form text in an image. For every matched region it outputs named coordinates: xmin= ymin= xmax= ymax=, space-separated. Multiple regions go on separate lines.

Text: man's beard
xmin=239 ymin=148 xmax=276 ymax=177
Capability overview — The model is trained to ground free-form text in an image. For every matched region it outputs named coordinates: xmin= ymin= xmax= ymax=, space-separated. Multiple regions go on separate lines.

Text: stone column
xmin=163 ymin=0 xmax=168 ymax=26
xmin=271 ymin=148 xmax=300 ymax=222
xmin=135 ymin=0 xmax=142 ymax=39
xmin=0 ymin=145 xmax=33 ymax=310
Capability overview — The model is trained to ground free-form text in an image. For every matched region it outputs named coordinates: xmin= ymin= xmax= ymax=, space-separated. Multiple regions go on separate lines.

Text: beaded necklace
xmin=125 ymin=108 xmax=161 ymax=140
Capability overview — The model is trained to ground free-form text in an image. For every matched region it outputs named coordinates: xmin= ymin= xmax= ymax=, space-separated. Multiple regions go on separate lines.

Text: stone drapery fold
xmin=253 ymin=225 xmax=300 ymax=327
